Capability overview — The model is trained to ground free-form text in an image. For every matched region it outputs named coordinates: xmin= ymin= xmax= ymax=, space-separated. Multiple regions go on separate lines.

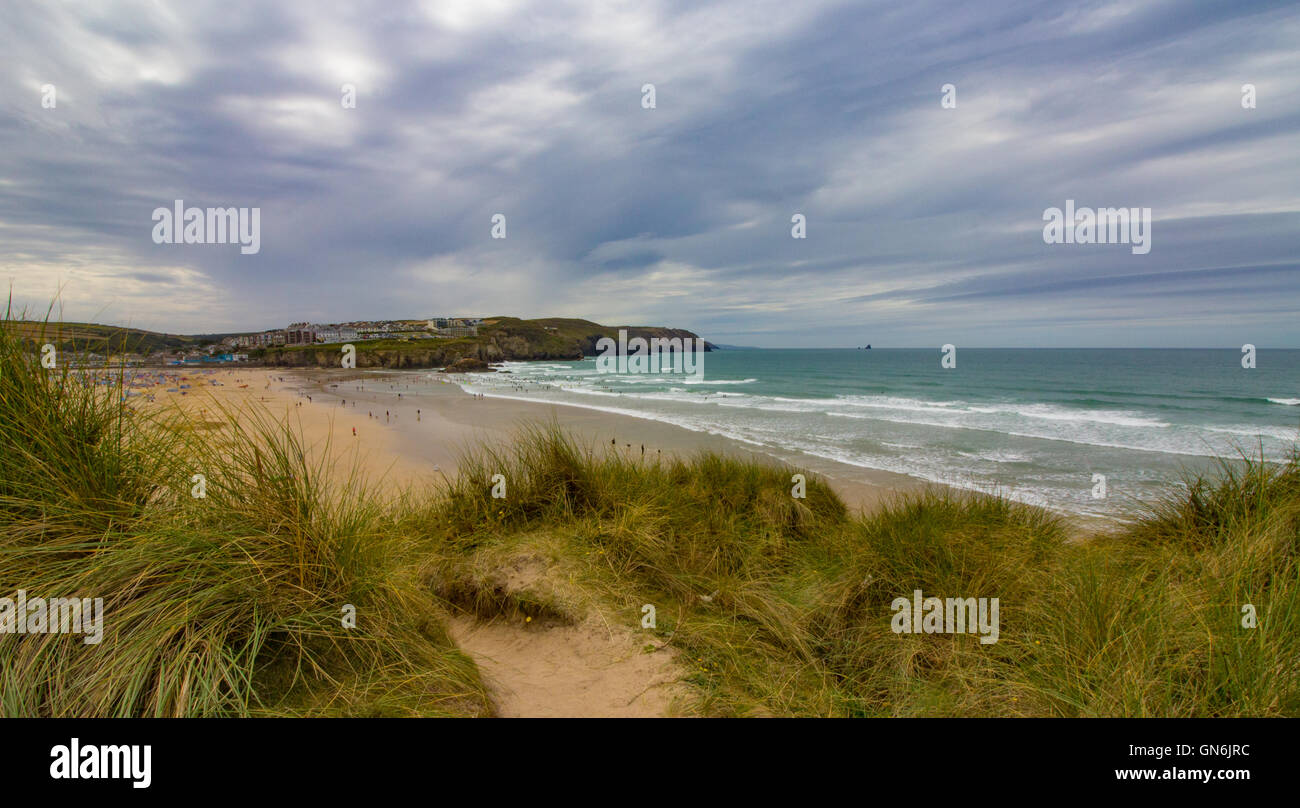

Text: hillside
xmin=258 ymin=316 xmax=712 ymax=369
xmin=8 ymin=316 xmax=708 ymax=369
xmin=8 ymin=321 xmax=206 ymax=355
xmin=9 ymin=320 xmax=261 ymax=356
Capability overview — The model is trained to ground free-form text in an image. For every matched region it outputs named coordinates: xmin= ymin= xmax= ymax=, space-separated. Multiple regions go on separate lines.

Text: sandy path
xmin=141 ymin=367 xmax=698 ymax=716
xmin=447 ymin=616 xmax=690 ymax=718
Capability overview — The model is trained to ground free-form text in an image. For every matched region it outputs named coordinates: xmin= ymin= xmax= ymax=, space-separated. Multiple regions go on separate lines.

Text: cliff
xmin=257 ymin=317 xmax=712 ymax=369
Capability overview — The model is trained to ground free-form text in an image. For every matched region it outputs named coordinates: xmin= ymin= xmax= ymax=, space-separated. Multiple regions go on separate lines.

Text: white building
xmin=315 ymin=327 xmax=359 ymax=344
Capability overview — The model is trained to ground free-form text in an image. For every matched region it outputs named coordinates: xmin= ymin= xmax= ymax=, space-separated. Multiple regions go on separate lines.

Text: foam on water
xmin=449 ymin=349 xmax=1300 ymax=521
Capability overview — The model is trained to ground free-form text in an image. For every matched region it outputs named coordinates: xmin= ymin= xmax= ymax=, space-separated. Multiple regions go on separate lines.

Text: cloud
xmin=1 ymin=0 xmax=1297 ymax=345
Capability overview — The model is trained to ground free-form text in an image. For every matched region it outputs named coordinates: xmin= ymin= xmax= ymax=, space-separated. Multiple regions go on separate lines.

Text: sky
xmin=1 ymin=0 xmax=1298 ymax=347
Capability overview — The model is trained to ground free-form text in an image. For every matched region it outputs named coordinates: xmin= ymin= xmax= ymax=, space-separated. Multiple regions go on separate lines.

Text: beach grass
xmin=421 ymin=427 xmax=1300 ymax=717
xmin=0 ymin=310 xmax=491 ymax=717
xmin=3 ymin=308 xmax=1297 ymax=717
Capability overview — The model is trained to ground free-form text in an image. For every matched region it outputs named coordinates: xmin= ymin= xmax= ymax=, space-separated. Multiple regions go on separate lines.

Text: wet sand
xmin=139 ymin=366 xmax=1123 ymax=528
xmin=269 ymin=367 xmax=930 ymax=513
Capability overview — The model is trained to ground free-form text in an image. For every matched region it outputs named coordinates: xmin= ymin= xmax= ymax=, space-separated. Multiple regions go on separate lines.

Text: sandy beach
xmin=141 ymin=365 xmax=931 ymax=513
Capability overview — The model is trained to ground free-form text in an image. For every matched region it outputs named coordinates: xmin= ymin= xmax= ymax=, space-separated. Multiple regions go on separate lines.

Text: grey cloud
xmin=0 ymin=0 xmax=1296 ymax=346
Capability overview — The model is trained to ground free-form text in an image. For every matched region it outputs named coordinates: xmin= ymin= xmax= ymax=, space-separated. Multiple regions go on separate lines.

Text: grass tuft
xmin=0 ymin=307 xmax=490 ymax=717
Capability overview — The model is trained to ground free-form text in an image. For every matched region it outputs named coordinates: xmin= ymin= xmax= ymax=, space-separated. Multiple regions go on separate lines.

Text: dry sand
xmin=135 ymin=366 xmax=435 ymax=488
xmin=447 ymin=616 xmax=690 ymax=718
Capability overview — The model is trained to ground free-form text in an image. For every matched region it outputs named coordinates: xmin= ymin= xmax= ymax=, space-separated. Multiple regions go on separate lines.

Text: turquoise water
xmin=454 ymin=349 xmax=1300 ymax=521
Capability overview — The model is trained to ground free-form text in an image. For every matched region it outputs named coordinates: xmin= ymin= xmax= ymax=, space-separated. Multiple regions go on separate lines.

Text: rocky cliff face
xmin=257 ymin=317 xmax=709 ymax=370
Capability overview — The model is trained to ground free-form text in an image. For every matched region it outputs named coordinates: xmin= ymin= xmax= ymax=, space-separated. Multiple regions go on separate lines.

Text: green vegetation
xmin=3 ymin=310 xmax=1296 ymax=717
xmin=7 ymin=313 xmax=708 ymax=367
xmin=5 ymin=314 xmax=233 ymax=356
xmin=423 ymin=428 xmax=1300 ymax=717
xmin=0 ymin=314 xmax=490 ymax=716
xmin=262 ymin=316 xmax=708 ymax=368
xmin=480 ymin=316 xmax=709 ymax=357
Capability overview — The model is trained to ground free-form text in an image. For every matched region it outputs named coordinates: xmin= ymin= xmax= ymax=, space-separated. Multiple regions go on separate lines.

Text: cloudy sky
xmin=2 ymin=0 xmax=1297 ymax=346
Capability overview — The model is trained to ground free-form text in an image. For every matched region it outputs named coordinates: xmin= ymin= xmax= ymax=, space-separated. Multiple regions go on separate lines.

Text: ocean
xmin=452 ymin=349 xmax=1300 ymax=521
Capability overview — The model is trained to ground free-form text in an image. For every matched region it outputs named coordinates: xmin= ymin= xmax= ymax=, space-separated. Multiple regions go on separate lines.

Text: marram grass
xmin=0 ymin=309 xmax=490 ymax=717
xmin=421 ymin=427 xmax=1300 ymax=717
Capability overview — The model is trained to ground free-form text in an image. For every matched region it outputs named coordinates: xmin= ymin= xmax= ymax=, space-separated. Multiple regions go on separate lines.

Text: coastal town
xmin=226 ymin=316 xmax=483 ymax=350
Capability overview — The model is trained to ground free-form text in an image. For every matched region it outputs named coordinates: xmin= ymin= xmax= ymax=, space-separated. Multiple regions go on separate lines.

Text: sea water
xmin=450 ymin=348 xmax=1300 ymax=521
